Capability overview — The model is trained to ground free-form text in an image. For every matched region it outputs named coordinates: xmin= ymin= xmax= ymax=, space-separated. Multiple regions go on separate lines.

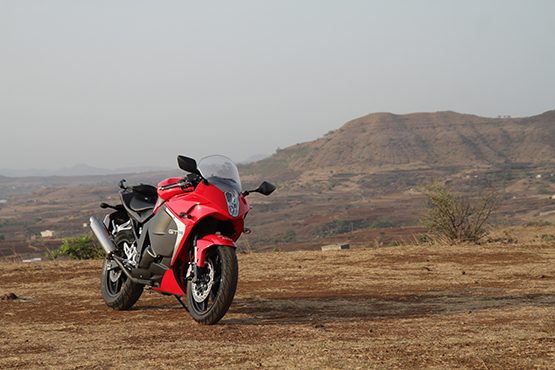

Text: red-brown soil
xmin=2 ymin=239 xmax=554 ymax=369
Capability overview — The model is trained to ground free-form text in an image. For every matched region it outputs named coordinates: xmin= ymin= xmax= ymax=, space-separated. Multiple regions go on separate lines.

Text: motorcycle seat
xmin=129 ymin=194 xmax=156 ymax=212
xmin=127 ymin=184 xmax=158 ymax=212
xmin=130 ymin=184 xmax=158 ymax=198
xmin=120 ymin=186 xmax=158 ymax=223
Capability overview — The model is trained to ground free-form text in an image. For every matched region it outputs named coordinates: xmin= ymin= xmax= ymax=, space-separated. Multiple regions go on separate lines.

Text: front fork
xmin=186 ymin=234 xmax=200 ymax=283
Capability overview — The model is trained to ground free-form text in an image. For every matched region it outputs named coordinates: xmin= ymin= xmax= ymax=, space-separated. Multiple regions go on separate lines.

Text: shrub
xmin=370 ymin=219 xmax=398 ymax=229
xmin=537 ymin=184 xmax=549 ymax=194
xmin=282 ymin=229 xmax=296 ymax=243
xmin=418 ymin=234 xmax=430 ymax=244
xmin=420 ymin=181 xmax=498 ymax=243
xmin=49 ymin=234 xmax=104 ymax=260
xmin=272 ymin=229 xmax=297 ymax=244
xmin=319 ymin=220 xmax=350 ymax=237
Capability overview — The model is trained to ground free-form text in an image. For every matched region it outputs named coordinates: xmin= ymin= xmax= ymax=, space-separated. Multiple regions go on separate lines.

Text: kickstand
xmin=175 ymin=295 xmax=189 ymax=312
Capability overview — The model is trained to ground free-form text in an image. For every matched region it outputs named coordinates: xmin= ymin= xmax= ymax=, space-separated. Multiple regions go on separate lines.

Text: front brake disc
xmin=192 ymin=260 xmax=215 ymax=302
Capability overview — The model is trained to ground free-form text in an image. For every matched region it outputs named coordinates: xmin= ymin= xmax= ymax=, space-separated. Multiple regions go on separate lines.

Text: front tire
xmin=186 ymin=245 xmax=238 ymax=325
xmin=100 ymin=231 xmax=143 ymax=310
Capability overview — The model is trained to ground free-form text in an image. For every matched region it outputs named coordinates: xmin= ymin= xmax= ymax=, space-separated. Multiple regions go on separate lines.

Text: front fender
xmin=196 ymin=234 xmax=236 ymax=267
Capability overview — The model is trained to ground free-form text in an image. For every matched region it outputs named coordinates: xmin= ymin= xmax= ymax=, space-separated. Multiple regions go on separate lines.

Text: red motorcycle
xmin=90 ymin=155 xmax=275 ymax=324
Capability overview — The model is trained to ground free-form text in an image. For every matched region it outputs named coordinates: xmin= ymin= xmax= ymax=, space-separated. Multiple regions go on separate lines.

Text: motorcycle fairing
xmin=162 ymin=206 xmax=188 ymax=260
xmin=147 ymin=206 xmax=186 ymax=258
xmin=182 ymin=181 xmax=250 ymax=220
xmin=165 ymin=199 xmax=244 ymax=267
xmin=151 ymin=268 xmax=186 ymax=296
xmin=149 ymin=232 xmax=237 ymax=295
xmin=162 ymin=182 xmax=247 ymax=258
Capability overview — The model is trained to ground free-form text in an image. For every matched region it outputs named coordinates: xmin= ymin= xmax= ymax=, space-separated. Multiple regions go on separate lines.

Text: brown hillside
xmin=242 ymin=110 xmax=555 ymax=180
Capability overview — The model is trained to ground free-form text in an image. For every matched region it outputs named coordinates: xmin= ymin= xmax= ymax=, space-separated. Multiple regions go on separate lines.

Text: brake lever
xmin=158 ymin=179 xmax=192 ymax=191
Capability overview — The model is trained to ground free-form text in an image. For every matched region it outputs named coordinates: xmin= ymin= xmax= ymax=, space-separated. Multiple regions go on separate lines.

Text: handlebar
xmin=158 ymin=179 xmax=191 ymax=191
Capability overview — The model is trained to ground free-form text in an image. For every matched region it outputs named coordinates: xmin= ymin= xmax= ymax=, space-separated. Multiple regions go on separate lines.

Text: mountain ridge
xmin=2 ymin=109 xmax=554 ymax=188
xmin=240 ymin=109 xmax=555 ymax=182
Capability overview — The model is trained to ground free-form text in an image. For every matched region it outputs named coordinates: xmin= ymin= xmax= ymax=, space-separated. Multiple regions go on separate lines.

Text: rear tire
xmin=100 ymin=231 xmax=143 ymax=310
xmin=186 ymin=245 xmax=238 ymax=325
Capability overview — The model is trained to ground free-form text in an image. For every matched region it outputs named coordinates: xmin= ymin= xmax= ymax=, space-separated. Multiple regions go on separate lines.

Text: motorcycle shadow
xmin=127 ymin=297 xmax=185 ymax=312
xmin=222 ymin=291 xmax=555 ymax=326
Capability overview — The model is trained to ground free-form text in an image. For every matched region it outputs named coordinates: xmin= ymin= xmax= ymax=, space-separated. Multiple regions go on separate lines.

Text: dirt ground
xmin=1 ymin=241 xmax=555 ymax=369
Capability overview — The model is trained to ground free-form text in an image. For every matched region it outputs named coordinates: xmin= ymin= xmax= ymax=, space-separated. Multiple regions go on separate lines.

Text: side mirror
xmin=245 ymin=181 xmax=276 ymax=196
xmin=177 ymin=155 xmax=201 ymax=176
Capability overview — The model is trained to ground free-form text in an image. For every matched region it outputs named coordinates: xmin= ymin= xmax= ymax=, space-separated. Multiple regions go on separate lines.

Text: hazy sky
xmin=1 ymin=1 xmax=554 ymax=171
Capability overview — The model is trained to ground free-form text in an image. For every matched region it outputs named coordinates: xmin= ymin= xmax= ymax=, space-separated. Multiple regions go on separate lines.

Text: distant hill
xmin=0 ymin=169 xmax=183 ymax=198
xmin=241 ymin=110 xmax=555 ymax=181
xmin=0 ymin=164 xmax=173 ymax=178
xmin=4 ymin=110 xmax=554 ymax=192
xmin=239 ymin=154 xmax=270 ymax=164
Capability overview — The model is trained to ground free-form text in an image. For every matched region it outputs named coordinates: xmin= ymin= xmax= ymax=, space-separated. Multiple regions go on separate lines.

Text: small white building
xmin=41 ymin=230 xmax=57 ymax=238
xmin=321 ymin=243 xmax=350 ymax=251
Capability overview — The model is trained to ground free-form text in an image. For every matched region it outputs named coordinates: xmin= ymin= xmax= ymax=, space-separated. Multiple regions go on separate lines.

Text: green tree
xmin=49 ymin=234 xmax=104 ymax=260
xmin=420 ymin=181 xmax=498 ymax=243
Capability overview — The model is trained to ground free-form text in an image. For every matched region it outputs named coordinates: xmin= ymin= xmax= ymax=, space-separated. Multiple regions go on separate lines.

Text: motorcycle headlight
xmin=224 ymin=189 xmax=239 ymax=218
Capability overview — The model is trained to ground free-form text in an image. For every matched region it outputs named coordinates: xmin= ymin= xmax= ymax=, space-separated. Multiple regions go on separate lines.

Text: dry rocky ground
xmin=1 ymin=236 xmax=555 ymax=369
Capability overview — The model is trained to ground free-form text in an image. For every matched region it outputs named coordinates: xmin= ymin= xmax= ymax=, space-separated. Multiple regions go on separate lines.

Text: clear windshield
xmin=198 ymin=155 xmax=242 ymax=194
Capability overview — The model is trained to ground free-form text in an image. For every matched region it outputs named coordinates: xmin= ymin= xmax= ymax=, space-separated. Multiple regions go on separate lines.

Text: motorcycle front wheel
xmin=100 ymin=230 xmax=143 ymax=310
xmin=186 ymin=245 xmax=238 ymax=325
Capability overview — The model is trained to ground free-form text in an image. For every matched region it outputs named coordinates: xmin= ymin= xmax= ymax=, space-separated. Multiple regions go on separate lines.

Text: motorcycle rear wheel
xmin=100 ymin=230 xmax=143 ymax=310
xmin=186 ymin=245 xmax=238 ymax=325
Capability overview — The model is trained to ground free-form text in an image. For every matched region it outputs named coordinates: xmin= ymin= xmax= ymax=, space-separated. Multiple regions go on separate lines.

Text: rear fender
xmin=196 ymin=234 xmax=236 ymax=267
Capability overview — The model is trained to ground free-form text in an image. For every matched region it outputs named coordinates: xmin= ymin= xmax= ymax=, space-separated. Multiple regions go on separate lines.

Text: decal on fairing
xmin=164 ymin=207 xmax=187 ymax=263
